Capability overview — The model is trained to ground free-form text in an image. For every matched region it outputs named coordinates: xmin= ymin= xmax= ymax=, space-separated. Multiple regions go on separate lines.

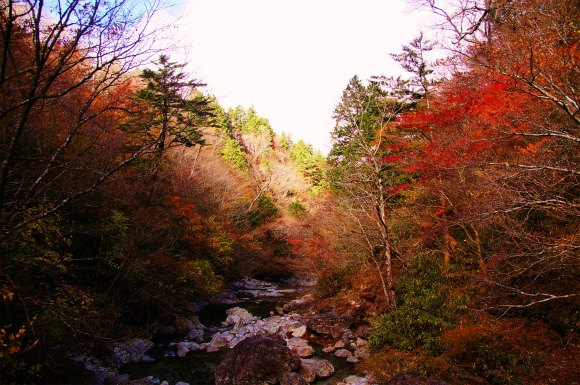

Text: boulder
xmin=354 ymin=346 xmax=370 ymax=360
xmin=215 ymin=334 xmax=301 ymax=385
xmin=241 ymin=278 xmax=275 ymax=290
xmin=341 ymin=375 xmax=372 ymax=385
xmin=175 ymin=342 xmax=202 ymax=357
xmin=342 ymin=329 xmax=356 ymax=341
xmin=232 ymin=320 xmax=245 ymax=334
xmin=282 ymin=294 xmax=314 ymax=312
xmin=186 ymin=329 xmax=204 ymax=342
xmin=334 ymin=349 xmax=353 ymax=358
xmin=228 ymin=336 xmax=244 ymax=348
xmin=322 ymin=346 xmax=336 ymax=353
xmin=330 ymin=326 xmax=345 ymax=340
xmin=286 ymin=337 xmax=315 ymax=357
xmin=299 ymin=358 xmax=335 ymax=383
xmin=210 ymin=332 xmax=234 ymax=349
xmin=306 ymin=314 xmax=353 ymax=335
xmin=386 ymin=371 xmax=449 ymax=385
xmin=224 ymin=315 xmax=242 ymax=326
xmin=207 ymin=345 xmax=220 ymax=353
xmin=356 ymin=338 xmax=368 ymax=347
xmin=176 ymin=316 xmax=205 ymax=333
xmin=226 ymin=307 xmax=253 ymax=320
xmin=263 ymin=321 xmax=281 ymax=335
xmin=289 ymin=325 xmax=307 ymax=338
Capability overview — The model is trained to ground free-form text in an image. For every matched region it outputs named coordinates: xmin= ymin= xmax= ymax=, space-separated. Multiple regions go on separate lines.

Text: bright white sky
xmin=158 ymin=0 xmax=433 ymax=154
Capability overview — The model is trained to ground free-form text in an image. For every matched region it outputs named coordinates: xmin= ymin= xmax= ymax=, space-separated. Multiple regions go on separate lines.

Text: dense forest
xmin=1 ymin=0 xmax=579 ymax=384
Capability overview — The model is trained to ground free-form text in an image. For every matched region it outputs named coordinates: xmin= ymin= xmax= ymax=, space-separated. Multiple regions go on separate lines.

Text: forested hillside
xmin=319 ymin=0 xmax=580 ymax=383
xmin=0 ymin=2 xmax=328 ymax=381
xmin=1 ymin=0 xmax=579 ymax=384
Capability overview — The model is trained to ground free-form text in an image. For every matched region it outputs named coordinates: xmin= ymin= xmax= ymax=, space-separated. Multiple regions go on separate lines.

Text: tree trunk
xmin=383 ymin=242 xmax=397 ymax=310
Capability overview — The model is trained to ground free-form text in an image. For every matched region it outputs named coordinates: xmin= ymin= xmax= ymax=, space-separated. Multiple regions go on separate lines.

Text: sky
xmin=157 ymin=0 xmax=433 ymax=154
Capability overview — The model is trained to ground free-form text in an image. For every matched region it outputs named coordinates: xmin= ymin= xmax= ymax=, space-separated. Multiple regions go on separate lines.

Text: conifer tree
xmin=390 ymin=32 xmax=435 ymax=107
xmin=132 ymin=55 xmax=215 ymax=153
xmin=327 ymin=76 xmax=411 ymax=310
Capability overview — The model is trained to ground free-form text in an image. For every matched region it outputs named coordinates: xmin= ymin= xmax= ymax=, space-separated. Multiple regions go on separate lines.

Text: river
xmin=118 ymin=279 xmax=366 ymax=385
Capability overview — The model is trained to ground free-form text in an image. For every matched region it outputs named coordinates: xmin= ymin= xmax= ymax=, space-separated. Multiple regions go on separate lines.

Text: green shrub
xmin=288 ymin=200 xmax=308 ymax=218
xmin=240 ymin=195 xmax=280 ymax=228
xmin=256 ymin=194 xmax=279 ymax=221
xmin=474 ymin=333 xmax=536 ymax=385
xmin=308 ymin=185 xmax=323 ymax=197
xmin=370 ymin=254 xmax=463 ymax=355
xmin=220 ymin=138 xmax=248 ymax=171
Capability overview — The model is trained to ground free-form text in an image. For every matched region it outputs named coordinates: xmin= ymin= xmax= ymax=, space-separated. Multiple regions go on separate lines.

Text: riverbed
xmin=117 ymin=278 xmax=370 ymax=385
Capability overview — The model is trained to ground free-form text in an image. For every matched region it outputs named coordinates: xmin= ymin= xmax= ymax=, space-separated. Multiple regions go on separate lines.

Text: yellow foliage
xmin=3 ymin=205 xmax=72 ymax=272
xmin=0 ymin=286 xmax=38 ymax=373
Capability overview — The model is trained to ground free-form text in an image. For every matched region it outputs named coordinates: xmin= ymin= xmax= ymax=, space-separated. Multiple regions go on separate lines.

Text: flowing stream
xmin=118 ymin=280 xmax=361 ymax=385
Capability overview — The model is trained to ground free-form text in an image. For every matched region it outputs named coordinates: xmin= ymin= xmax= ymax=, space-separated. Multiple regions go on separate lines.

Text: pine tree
xmin=133 ymin=55 xmax=215 ymax=153
xmin=389 ymin=33 xmax=435 ymax=108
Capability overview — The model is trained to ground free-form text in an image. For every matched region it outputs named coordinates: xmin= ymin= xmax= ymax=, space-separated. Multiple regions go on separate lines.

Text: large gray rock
xmin=354 ymin=346 xmax=370 ymax=360
xmin=226 ymin=307 xmax=253 ymax=320
xmin=286 ymin=337 xmax=314 ymax=357
xmin=215 ymin=334 xmax=301 ymax=385
xmin=386 ymin=371 xmax=449 ymax=385
xmin=224 ymin=315 xmax=242 ymax=326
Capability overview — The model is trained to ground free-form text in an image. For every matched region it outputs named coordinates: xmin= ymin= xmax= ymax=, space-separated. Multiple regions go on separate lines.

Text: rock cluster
xmin=232 ymin=278 xmax=299 ymax=298
xmin=110 ymin=338 xmax=155 ymax=366
xmin=69 ymin=280 xmax=382 ymax=385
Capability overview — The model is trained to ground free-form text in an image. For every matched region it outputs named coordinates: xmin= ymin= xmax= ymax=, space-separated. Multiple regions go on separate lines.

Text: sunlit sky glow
xmin=155 ymin=0 xmax=433 ymax=154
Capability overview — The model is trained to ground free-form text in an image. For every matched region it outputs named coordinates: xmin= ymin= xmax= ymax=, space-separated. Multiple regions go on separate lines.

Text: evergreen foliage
xmin=228 ymin=106 xmax=275 ymax=139
xmin=220 ymin=138 xmax=249 ymax=171
xmin=131 ymin=55 xmax=215 ymax=152
xmin=279 ymin=132 xmax=293 ymax=150
xmin=328 ymin=75 xmax=388 ymax=165
xmin=290 ymin=140 xmax=326 ymax=185
xmin=370 ymin=254 xmax=463 ymax=355
xmin=288 ymin=200 xmax=308 ymax=218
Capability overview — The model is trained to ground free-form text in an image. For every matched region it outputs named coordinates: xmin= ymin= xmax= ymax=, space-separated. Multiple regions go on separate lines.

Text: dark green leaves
xmin=131 ymin=55 xmax=215 ymax=152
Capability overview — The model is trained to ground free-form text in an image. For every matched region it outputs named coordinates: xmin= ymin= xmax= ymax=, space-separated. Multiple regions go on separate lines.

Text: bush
xmin=474 ymin=333 xmax=536 ymax=385
xmin=370 ymin=254 xmax=463 ymax=355
xmin=288 ymin=200 xmax=308 ymax=218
